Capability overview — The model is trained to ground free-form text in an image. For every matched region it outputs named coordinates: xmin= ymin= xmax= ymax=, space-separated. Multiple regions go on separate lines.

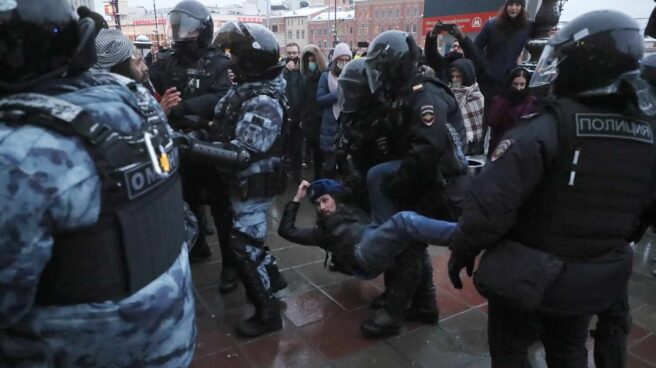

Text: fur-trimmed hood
xmin=300 ymin=44 xmax=328 ymax=74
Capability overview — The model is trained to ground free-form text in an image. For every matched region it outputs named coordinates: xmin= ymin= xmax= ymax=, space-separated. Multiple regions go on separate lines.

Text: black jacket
xmin=278 ymin=201 xmax=370 ymax=252
xmin=424 ymin=33 xmax=481 ymax=83
xmin=283 ymin=64 xmax=304 ymax=123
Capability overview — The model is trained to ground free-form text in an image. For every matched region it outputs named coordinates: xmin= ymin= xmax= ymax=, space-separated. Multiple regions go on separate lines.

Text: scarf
xmin=451 ymin=82 xmax=485 ymax=143
xmin=328 ymin=71 xmax=341 ymax=120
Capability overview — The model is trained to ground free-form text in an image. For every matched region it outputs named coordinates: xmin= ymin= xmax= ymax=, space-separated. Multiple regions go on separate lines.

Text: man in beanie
xmin=474 ymin=0 xmax=534 ymax=100
xmin=91 ymin=29 xmax=182 ymax=115
xmin=278 ymin=179 xmax=456 ymax=338
xmin=317 ymin=42 xmax=352 ymax=177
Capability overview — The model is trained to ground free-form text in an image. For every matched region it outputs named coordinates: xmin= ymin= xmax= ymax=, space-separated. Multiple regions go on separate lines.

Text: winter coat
xmin=449 ymin=58 xmax=485 ymax=147
xmin=317 ymin=70 xmax=340 ymax=152
xmin=278 ymin=201 xmax=370 ymax=252
xmin=487 ymin=93 xmax=537 ymax=156
xmin=474 ymin=17 xmax=534 ymax=89
xmin=299 ymin=45 xmax=327 ymax=136
xmin=283 ymin=64 xmax=303 ymax=124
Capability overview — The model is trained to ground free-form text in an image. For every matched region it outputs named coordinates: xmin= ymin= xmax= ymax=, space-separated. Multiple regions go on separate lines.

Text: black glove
xmin=448 ymin=245 xmax=476 ymax=289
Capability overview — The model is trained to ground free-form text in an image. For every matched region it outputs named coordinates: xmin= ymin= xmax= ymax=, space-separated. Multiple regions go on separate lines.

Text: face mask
xmin=308 ymin=62 xmax=317 ymax=72
xmin=336 ymin=62 xmax=347 ymax=70
xmin=450 ymin=80 xmax=462 ymax=88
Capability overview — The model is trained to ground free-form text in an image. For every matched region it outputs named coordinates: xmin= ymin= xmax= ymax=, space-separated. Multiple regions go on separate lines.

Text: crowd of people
xmin=2 ymin=0 xmax=656 ymax=367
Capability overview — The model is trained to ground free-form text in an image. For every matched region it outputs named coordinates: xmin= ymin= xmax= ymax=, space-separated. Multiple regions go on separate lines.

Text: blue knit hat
xmin=308 ymin=179 xmax=344 ymax=202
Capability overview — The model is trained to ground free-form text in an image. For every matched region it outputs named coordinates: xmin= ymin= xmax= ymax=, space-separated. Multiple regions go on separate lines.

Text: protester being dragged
xmin=486 ymin=67 xmax=536 ymax=157
xmin=300 ymin=44 xmax=328 ymax=180
xmin=317 ymin=42 xmax=352 ymax=178
xmin=91 ymin=29 xmax=181 ymax=115
xmin=279 ymin=179 xmax=455 ymax=337
xmin=449 ymin=58 xmax=485 ymax=155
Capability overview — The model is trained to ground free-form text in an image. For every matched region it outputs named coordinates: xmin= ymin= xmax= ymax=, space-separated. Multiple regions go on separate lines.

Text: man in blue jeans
xmin=278 ymin=179 xmax=455 ymax=337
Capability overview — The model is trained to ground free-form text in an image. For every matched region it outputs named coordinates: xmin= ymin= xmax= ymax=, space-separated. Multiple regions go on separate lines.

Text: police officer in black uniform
xmin=358 ymin=31 xmax=468 ymax=337
xmin=448 ymin=10 xmax=656 ymax=367
xmin=150 ymin=0 xmax=238 ymax=292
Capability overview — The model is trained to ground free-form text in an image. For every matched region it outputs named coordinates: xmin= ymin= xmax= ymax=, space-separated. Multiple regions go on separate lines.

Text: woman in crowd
xmin=317 ymin=42 xmax=352 ymax=178
xmin=300 ymin=44 xmax=328 ymax=180
xmin=449 ymin=58 xmax=485 ymax=155
xmin=486 ymin=67 xmax=537 ymax=157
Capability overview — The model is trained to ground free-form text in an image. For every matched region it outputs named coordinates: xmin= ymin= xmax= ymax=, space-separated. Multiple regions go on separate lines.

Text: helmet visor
xmin=363 ymin=49 xmax=385 ymax=94
xmin=167 ymin=12 xmax=203 ymax=42
xmin=338 ymin=81 xmax=370 ymax=113
xmin=529 ymin=45 xmax=565 ymax=89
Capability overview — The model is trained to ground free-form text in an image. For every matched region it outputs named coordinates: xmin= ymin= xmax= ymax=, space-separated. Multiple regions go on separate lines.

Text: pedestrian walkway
xmin=189 ymin=186 xmax=656 ymax=368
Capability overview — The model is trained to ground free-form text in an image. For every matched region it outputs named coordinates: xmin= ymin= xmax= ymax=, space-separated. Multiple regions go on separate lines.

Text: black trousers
xmin=488 ymin=300 xmax=592 ymax=368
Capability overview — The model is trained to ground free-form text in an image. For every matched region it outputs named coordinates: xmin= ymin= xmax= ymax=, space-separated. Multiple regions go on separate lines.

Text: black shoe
xmin=188 ymin=239 xmax=212 ymax=262
xmin=361 ymin=309 xmax=402 ymax=338
xmin=235 ymin=298 xmax=282 ymax=337
xmin=267 ymin=263 xmax=288 ymax=293
xmin=371 ymin=291 xmax=387 ymax=310
xmin=219 ymin=266 xmax=239 ymax=294
xmin=406 ymin=302 xmax=439 ymax=324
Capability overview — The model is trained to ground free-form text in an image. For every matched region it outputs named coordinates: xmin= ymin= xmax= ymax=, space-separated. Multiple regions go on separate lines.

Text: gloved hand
xmin=448 ymin=245 xmax=476 ymax=289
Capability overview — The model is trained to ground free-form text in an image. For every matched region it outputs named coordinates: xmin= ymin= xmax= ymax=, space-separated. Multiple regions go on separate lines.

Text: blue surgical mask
xmin=308 ymin=62 xmax=317 ymax=72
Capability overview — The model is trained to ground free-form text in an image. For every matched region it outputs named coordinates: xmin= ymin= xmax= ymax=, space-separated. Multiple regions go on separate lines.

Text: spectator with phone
xmin=424 ymin=22 xmax=482 ymax=83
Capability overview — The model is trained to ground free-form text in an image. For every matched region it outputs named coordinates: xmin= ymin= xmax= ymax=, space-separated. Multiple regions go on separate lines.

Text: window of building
xmin=302 ymin=30 xmax=305 ymax=39
xmin=296 ymin=30 xmax=299 ymax=39
xmin=405 ymin=25 xmax=409 ymax=32
xmin=272 ymin=25 xmax=278 ymax=32
xmin=288 ymin=31 xmax=292 ymax=39
xmin=412 ymin=24 xmax=417 ymax=33
xmin=349 ymin=27 xmax=353 ymax=34
xmin=310 ymin=29 xmax=314 ymax=36
xmin=323 ymin=40 xmax=327 ymax=48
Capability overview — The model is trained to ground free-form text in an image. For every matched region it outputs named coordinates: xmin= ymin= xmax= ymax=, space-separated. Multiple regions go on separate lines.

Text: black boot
xmin=371 ymin=269 xmax=395 ymax=309
xmin=361 ymin=247 xmax=423 ymax=338
xmin=266 ymin=262 xmax=288 ymax=293
xmin=407 ymin=250 xmax=439 ymax=324
xmin=236 ymin=296 xmax=282 ymax=337
xmin=232 ymin=235 xmax=282 ymax=337
xmin=188 ymin=235 xmax=212 ymax=262
xmin=219 ymin=266 xmax=238 ymax=294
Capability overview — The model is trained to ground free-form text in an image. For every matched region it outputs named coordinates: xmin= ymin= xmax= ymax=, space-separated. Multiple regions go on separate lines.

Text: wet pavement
xmin=189 ymin=183 xmax=656 ymax=368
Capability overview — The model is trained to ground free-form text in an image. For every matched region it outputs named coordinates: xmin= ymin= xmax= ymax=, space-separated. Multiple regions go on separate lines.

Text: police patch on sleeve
xmin=420 ymin=105 xmax=435 ymax=126
xmin=490 ymin=139 xmax=513 ymax=162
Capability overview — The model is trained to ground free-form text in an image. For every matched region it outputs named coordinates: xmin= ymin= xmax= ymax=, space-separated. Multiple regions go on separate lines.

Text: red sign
xmin=132 ymin=18 xmax=167 ymax=26
xmin=422 ymin=11 xmax=497 ymax=34
xmin=103 ymin=3 xmax=113 ymax=16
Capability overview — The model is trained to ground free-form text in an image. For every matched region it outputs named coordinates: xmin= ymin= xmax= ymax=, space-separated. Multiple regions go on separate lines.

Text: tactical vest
xmin=162 ymin=49 xmax=228 ymax=98
xmin=509 ymin=98 xmax=656 ymax=258
xmin=211 ymin=83 xmax=290 ymax=162
xmin=0 ymin=92 xmax=185 ymax=306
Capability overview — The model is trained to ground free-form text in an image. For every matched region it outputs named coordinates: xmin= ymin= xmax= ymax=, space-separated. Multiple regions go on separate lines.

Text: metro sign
xmin=421 ymin=11 xmax=497 ymax=34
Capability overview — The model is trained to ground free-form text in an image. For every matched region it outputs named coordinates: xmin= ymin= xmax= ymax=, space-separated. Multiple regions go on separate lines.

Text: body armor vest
xmin=0 ymin=91 xmax=185 ymax=305
xmin=162 ymin=49 xmax=228 ymax=98
xmin=510 ymin=98 xmax=656 ymax=258
xmin=210 ymin=83 xmax=290 ymax=163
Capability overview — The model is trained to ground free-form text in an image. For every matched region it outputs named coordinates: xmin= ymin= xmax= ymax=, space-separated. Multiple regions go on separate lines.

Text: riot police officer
xmin=448 ymin=10 xmax=656 ymax=367
xmin=358 ymin=31 xmax=468 ymax=337
xmin=209 ymin=21 xmax=288 ymax=337
xmin=150 ymin=0 xmax=238 ymax=292
xmin=0 ymin=1 xmax=195 ymax=366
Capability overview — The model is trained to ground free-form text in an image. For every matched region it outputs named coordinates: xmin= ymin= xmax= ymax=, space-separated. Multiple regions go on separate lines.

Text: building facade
xmin=354 ymin=0 xmax=424 ymax=47
xmin=308 ymin=9 xmax=356 ymax=51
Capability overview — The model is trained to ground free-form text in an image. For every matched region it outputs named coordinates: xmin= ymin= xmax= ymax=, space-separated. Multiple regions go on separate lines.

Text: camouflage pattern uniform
xmin=0 ymin=72 xmax=195 ymax=367
xmin=211 ymin=75 xmax=286 ymax=335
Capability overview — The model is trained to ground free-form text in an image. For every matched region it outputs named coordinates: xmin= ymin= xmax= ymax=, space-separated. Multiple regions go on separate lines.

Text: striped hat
xmin=93 ymin=29 xmax=133 ymax=71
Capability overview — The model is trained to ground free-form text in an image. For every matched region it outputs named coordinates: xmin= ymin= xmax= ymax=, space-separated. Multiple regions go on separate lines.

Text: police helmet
xmin=641 ymin=53 xmax=656 ymax=87
xmin=167 ymin=0 xmax=213 ymax=50
xmin=363 ymin=30 xmax=421 ymax=94
xmin=530 ymin=10 xmax=643 ymax=96
xmin=213 ymin=22 xmax=282 ymax=82
xmin=337 ymin=58 xmax=371 ymax=114
xmin=0 ymin=0 xmax=96 ymax=93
